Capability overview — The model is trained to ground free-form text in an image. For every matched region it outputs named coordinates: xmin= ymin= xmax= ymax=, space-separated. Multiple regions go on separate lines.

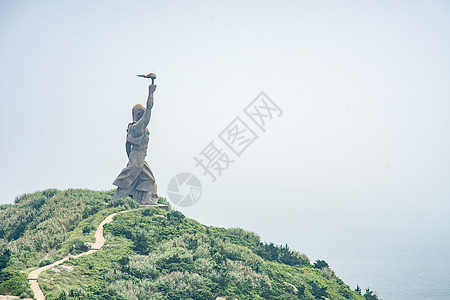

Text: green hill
xmin=0 ymin=189 xmax=370 ymax=299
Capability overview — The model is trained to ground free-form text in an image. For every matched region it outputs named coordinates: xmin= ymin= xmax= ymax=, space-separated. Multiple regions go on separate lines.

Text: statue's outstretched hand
xmin=149 ymin=84 xmax=157 ymax=94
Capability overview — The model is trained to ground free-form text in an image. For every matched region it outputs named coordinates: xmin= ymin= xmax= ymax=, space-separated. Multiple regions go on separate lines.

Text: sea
xmin=303 ymin=232 xmax=450 ymax=299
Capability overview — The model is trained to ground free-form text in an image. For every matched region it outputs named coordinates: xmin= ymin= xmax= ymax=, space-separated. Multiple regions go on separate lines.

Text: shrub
xmin=309 ymin=280 xmax=328 ymax=298
xmin=42 ymin=188 xmax=59 ymax=198
xmin=133 ymin=228 xmax=153 ymax=255
xmin=126 ymin=255 xmax=159 ymax=279
xmin=222 ymin=243 xmax=264 ymax=271
xmin=167 ymin=210 xmax=185 ymax=222
xmin=107 ymin=197 xmax=139 ymax=209
xmin=142 ymin=207 xmax=159 ymax=217
xmin=0 ymin=204 xmax=13 ymax=211
xmin=68 ymin=287 xmax=87 ymax=297
xmin=364 ymin=288 xmax=381 ymax=300
xmin=39 ymin=258 xmax=52 ymax=267
xmin=68 ymin=239 xmax=89 ymax=255
xmin=30 ymin=196 xmax=46 ymax=211
xmin=55 ymin=290 xmax=67 ymax=300
xmin=157 ymin=197 xmax=171 ymax=207
xmin=321 ymin=267 xmax=336 ymax=280
xmin=257 ymin=243 xmax=310 ymax=267
xmin=155 ymin=247 xmax=194 ymax=273
xmin=0 ymin=249 xmax=10 ymax=271
xmin=118 ymin=256 xmax=129 ymax=266
xmin=82 ymin=225 xmax=96 ymax=234
xmin=154 ymin=271 xmax=214 ymax=300
xmin=0 ymin=271 xmax=30 ymax=296
xmin=82 ymin=205 xmax=102 ymax=218
xmin=313 ymin=259 xmax=329 ymax=269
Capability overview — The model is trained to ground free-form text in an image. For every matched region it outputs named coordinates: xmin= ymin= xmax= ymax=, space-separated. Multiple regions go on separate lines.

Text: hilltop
xmin=0 ymin=189 xmax=373 ymax=299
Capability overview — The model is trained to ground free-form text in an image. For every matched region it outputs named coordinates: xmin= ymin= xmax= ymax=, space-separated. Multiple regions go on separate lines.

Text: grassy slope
xmin=1 ymin=190 xmax=364 ymax=300
xmin=0 ymin=189 xmax=137 ymax=297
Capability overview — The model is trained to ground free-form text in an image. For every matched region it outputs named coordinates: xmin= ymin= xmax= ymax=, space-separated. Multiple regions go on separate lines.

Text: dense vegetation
xmin=0 ymin=189 xmax=379 ymax=299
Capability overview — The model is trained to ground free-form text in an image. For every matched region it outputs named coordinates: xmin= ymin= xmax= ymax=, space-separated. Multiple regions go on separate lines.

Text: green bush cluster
xmin=355 ymin=285 xmax=382 ymax=300
xmin=54 ymin=288 xmax=88 ymax=300
xmin=106 ymin=196 xmax=140 ymax=210
xmin=313 ymin=259 xmax=329 ymax=269
xmin=0 ymin=270 xmax=31 ymax=298
xmin=257 ymin=243 xmax=310 ymax=266
xmin=68 ymin=239 xmax=89 ymax=255
xmin=39 ymin=258 xmax=53 ymax=267
xmin=206 ymin=227 xmax=310 ymax=267
xmin=0 ymin=249 xmax=31 ymax=296
xmin=82 ymin=224 xmax=96 ymax=234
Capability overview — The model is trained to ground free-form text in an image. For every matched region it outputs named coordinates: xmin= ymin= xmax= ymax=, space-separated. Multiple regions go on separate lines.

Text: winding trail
xmin=27 ymin=205 xmax=167 ymax=300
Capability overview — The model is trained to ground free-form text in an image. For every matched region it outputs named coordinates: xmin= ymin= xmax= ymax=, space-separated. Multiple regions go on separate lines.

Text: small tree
xmin=313 ymin=259 xmax=329 ymax=269
xmin=167 ymin=210 xmax=185 ymax=222
xmin=364 ymin=288 xmax=381 ymax=300
xmin=133 ymin=229 xmax=151 ymax=254
xmin=69 ymin=239 xmax=89 ymax=255
xmin=0 ymin=250 xmax=10 ymax=271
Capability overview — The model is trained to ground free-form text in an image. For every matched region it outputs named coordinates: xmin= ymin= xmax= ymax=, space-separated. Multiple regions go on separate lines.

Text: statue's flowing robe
xmin=113 ymin=122 xmax=157 ymax=204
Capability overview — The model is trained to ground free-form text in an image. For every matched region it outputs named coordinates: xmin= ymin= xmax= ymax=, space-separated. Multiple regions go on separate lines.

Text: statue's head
xmin=132 ymin=104 xmax=145 ymax=122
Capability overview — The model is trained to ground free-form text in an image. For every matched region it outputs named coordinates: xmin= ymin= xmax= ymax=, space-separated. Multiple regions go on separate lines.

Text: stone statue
xmin=112 ymin=73 xmax=158 ymax=204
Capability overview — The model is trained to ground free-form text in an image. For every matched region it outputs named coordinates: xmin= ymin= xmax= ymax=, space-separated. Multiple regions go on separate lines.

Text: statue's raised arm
xmin=133 ymin=84 xmax=156 ymax=132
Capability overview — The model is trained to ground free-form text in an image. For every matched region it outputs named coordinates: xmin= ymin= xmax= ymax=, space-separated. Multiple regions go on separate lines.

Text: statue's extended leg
xmin=152 ymin=182 xmax=158 ymax=203
xmin=131 ymin=182 xmax=157 ymax=205
xmin=111 ymin=187 xmax=130 ymax=201
xmin=139 ymin=191 xmax=154 ymax=205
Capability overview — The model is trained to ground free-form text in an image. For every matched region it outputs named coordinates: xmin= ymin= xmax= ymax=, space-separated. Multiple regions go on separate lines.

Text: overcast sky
xmin=1 ymin=1 xmax=449 ymax=297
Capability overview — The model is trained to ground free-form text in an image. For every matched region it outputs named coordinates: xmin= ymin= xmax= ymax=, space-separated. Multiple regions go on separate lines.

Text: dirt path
xmin=27 ymin=204 xmax=167 ymax=299
xmin=27 ymin=212 xmax=118 ymax=300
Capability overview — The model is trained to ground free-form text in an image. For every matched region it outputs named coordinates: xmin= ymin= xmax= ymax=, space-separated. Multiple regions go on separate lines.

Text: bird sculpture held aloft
xmin=137 ymin=73 xmax=157 ymax=84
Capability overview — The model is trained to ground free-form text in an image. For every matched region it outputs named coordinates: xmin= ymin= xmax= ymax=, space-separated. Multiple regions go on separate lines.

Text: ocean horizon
xmin=305 ymin=232 xmax=450 ymax=299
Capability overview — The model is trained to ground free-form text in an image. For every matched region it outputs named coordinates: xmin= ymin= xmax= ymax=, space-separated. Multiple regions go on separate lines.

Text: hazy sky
xmin=1 ymin=1 xmax=449 ymax=298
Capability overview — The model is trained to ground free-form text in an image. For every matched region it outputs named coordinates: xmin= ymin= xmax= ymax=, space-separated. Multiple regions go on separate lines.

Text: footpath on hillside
xmin=27 ymin=204 xmax=167 ymax=300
